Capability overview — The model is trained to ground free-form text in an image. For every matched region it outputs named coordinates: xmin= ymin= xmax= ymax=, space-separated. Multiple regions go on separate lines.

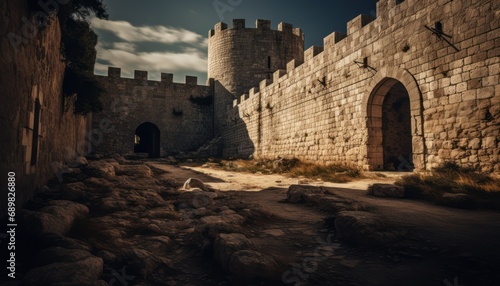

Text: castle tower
xmin=208 ymin=19 xmax=304 ymax=133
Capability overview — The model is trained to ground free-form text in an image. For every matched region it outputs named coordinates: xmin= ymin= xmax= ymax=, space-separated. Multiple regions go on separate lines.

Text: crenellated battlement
xmin=208 ymin=19 xmax=303 ymax=38
xmin=98 ymin=67 xmax=207 ymax=86
xmin=90 ymin=0 xmax=499 ymax=173
xmin=229 ymin=0 xmax=439 ymax=109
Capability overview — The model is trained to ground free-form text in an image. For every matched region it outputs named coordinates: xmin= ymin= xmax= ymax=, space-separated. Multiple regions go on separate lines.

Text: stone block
xmin=368 ymin=184 xmax=405 ymax=198
xmin=134 ymin=70 xmax=147 ymax=80
xmin=108 ymin=67 xmax=121 ymax=78
xmin=259 ymin=79 xmax=272 ymax=91
xmin=185 ymin=76 xmax=197 ymax=85
xmin=249 ymin=87 xmax=259 ymax=97
xmin=161 ymin=73 xmax=173 ymax=83
xmin=232 ymin=19 xmax=245 ymax=29
xmin=278 ymin=22 xmax=292 ymax=33
xmin=273 ymin=69 xmax=286 ymax=82
xmin=347 ymin=14 xmax=375 ymax=35
xmin=477 ymin=86 xmax=494 ymax=99
xmin=215 ymin=22 xmax=228 ymax=32
xmin=286 ymin=59 xmax=302 ymax=72
xmin=439 ymin=193 xmax=476 ymax=209
xmin=469 ymin=138 xmax=481 ymax=150
xmin=256 ymin=19 xmax=271 ymax=29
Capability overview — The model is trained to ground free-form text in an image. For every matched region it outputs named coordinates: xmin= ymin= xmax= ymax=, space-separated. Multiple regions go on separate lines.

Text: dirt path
xmin=151 ymin=162 xmax=500 ymax=286
xmin=183 ymin=164 xmax=400 ymax=191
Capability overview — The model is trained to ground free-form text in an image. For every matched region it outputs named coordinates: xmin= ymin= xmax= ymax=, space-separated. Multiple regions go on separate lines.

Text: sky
xmin=91 ymin=0 xmax=378 ymax=84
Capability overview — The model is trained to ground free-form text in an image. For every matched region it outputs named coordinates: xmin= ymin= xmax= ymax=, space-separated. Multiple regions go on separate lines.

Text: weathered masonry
xmin=93 ymin=70 xmax=213 ymax=157
xmin=95 ymin=0 xmax=499 ymax=173
xmin=1 ymin=0 xmax=91 ymax=217
xmin=220 ymin=0 xmax=499 ymax=172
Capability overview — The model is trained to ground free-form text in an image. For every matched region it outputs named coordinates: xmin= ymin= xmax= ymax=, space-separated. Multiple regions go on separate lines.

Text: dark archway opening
xmin=367 ymin=79 xmax=414 ymax=171
xmin=382 ymin=82 xmax=413 ymax=171
xmin=134 ymin=122 xmax=160 ymax=158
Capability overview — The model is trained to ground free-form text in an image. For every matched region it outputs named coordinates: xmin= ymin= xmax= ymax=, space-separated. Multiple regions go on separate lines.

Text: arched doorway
xmin=366 ymin=79 xmax=414 ymax=171
xmin=363 ymin=67 xmax=425 ymax=171
xmin=381 ymin=82 xmax=413 ymax=170
xmin=134 ymin=122 xmax=160 ymax=158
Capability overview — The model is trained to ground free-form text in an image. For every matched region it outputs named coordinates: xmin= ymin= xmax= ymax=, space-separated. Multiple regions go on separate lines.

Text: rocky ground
xmin=1 ymin=156 xmax=500 ymax=286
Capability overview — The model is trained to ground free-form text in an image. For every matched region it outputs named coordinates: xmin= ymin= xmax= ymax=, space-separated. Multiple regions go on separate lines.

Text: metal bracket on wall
xmin=354 ymin=57 xmax=377 ymax=73
xmin=317 ymin=76 xmax=327 ymax=87
xmin=425 ymin=24 xmax=460 ymax=52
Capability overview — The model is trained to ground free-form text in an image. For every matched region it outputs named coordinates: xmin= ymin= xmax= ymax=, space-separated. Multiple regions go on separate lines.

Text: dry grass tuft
xmin=288 ymin=161 xmax=361 ymax=183
xmin=217 ymin=158 xmax=362 ymax=183
xmin=396 ymin=161 xmax=500 ymax=208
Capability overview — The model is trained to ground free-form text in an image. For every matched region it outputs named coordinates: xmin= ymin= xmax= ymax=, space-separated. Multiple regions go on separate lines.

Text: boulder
xmin=272 ymin=157 xmax=299 ymax=172
xmin=40 ymin=200 xmax=89 ymax=218
xmin=22 ymin=255 xmax=103 ymax=286
xmin=368 ymin=184 xmax=405 ymax=198
xmin=334 ymin=211 xmax=402 ymax=246
xmin=113 ymin=154 xmax=128 ymax=164
xmin=67 ymin=156 xmax=89 ymax=168
xmin=39 ymin=234 xmax=92 ymax=251
xmin=96 ymin=250 xmax=117 ymax=264
xmin=114 ymin=165 xmax=153 ymax=178
xmin=143 ymin=206 xmax=180 ymax=220
xmin=86 ymin=161 xmax=115 ymax=177
xmin=19 ymin=201 xmax=89 ymax=237
xmin=36 ymin=247 xmax=95 ymax=266
xmin=82 ymin=177 xmax=114 ymax=190
xmin=286 ymin=185 xmax=325 ymax=203
xmin=36 ymin=185 xmax=56 ymax=197
xmin=182 ymin=178 xmax=206 ymax=191
xmin=228 ymin=250 xmax=279 ymax=282
xmin=95 ymin=197 xmax=129 ymax=213
xmin=120 ymin=248 xmax=172 ymax=277
xmin=439 ymin=192 xmax=476 ymax=209
xmin=61 ymin=182 xmax=87 ymax=201
xmin=52 ymin=164 xmax=82 ymax=182
xmin=166 ymin=156 xmax=178 ymax=164
xmin=176 ymin=190 xmax=215 ymax=209
xmin=201 ymin=214 xmax=245 ymax=228
xmin=139 ymin=236 xmax=173 ymax=252
xmin=198 ymin=214 xmax=246 ymax=237
xmin=214 ymin=233 xmax=252 ymax=271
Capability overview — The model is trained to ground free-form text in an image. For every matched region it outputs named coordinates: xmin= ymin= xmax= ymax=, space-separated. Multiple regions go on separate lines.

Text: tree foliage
xmin=61 ymin=18 xmax=99 ymax=74
xmin=30 ymin=0 xmax=109 ymax=115
xmin=59 ymin=0 xmax=109 ymax=21
xmin=63 ymin=65 xmax=104 ymax=114
xmin=61 ymin=0 xmax=108 ymax=114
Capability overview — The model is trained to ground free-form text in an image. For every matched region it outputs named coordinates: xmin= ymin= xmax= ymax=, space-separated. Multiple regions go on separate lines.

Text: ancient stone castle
xmin=93 ymin=0 xmax=499 ymax=173
xmin=1 ymin=0 xmax=498 ymax=216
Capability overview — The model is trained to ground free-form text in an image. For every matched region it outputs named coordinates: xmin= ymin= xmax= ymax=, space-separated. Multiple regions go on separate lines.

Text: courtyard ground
xmin=1 ymin=158 xmax=499 ymax=286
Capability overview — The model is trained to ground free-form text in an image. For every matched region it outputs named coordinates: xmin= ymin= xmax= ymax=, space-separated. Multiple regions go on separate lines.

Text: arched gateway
xmin=363 ymin=67 xmax=426 ymax=171
xmin=134 ymin=122 xmax=161 ymax=158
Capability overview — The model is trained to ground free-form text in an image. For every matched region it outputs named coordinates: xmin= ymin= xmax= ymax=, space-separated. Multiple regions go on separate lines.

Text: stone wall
xmin=223 ymin=0 xmax=499 ymax=172
xmin=0 ymin=0 xmax=91 ymax=218
xmin=93 ymin=68 xmax=214 ymax=157
xmin=208 ymin=19 xmax=304 ymax=134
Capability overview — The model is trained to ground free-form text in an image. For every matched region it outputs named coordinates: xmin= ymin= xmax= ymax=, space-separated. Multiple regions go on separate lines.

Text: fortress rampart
xmin=92 ymin=67 xmax=214 ymax=157
xmin=221 ymin=0 xmax=499 ymax=172
xmin=208 ymin=19 xmax=304 ymax=133
xmin=93 ymin=0 xmax=499 ymax=172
